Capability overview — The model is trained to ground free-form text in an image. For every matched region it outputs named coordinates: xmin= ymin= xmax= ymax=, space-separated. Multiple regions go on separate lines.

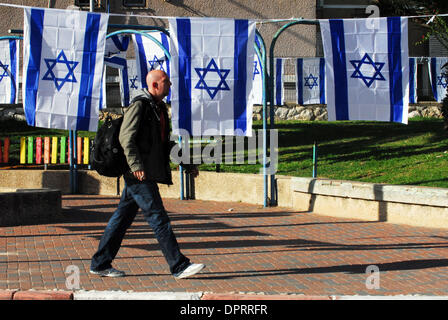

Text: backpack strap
xmin=131 ymin=96 xmax=160 ymax=122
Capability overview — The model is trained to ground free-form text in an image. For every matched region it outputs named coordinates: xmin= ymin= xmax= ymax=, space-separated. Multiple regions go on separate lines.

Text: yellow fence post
xmin=20 ymin=137 xmax=26 ymax=164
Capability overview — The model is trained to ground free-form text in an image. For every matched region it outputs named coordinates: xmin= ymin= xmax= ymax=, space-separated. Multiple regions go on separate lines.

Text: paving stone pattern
xmin=1 ymin=195 xmax=448 ymax=296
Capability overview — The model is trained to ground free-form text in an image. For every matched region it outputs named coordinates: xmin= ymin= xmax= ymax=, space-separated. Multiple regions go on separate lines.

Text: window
xmin=123 ymin=0 xmax=146 ymax=7
xmin=75 ymin=0 xmax=93 ymax=6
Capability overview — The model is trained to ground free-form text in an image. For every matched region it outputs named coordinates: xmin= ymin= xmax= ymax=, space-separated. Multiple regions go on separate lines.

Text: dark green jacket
xmin=119 ymin=89 xmax=173 ymax=185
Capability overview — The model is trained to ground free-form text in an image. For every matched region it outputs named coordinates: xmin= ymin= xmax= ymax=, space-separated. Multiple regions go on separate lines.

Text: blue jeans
xmin=90 ymin=180 xmax=190 ymax=274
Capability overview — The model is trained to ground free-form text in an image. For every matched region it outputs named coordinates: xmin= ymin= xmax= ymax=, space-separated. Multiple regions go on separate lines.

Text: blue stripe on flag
xmin=177 ymin=18 xmax=192 ymax=136
xmin=24 ymin=8 xmax=44 ymax=127
xmin=160 ymin=32 xmax=171 ymax=103
xmin=234 ymin=19 xmax=249 ymax=134
xmin=135 ymin=34 xmax=149 ymax=89
xmin=77 ymin=13 xmax=101 ymax=131
xmin=430 ymin=57 xmax=438 ymax=102
xmin=121 ymin=64 xmax=129 ymax=106
xmin=319 ymin=57 xmax=326 ymax=104
xmin=99 ymin=72 xmax=104 ymax=111
xmin=9 ymin=39 xmax=17 ymax=104
xmin=111 ymin=34 xmax=129 ymax=52
xmin=409 ymin=58 xmax=415 ymax=104
xmin=387 ymin=17 xmax=404 ymax=123
xmin=275 ymin=58 xmax=282 ymax=105
xmin=296 ymin=58 xmax=303 ymax=105
xmin=329 ymin=19 xmax=349 ymax=120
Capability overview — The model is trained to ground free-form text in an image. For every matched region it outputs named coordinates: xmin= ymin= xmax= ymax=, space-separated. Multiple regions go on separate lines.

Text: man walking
xmin=90 ymin=70 xmax=205 ymax=279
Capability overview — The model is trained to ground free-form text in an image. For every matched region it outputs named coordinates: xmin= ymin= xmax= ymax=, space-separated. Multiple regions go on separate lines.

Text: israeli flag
xmin=252 ymin=51 xmax=263 ymax=105
xmin=252 ymin=36 xmax=264 ymax=105
xmin=0 ymin=39 xmax=19 ymax=104
xmin=296 ymin=58 xmax=325 ymax=105
xmin=429 ymin=57 xmax=448 ymax=103
xmin=274 ymin=58 xmax=284 ymax=106
xmin=104 ymin=34 xmax=130 ymax=59
xmin=169 ymin=17 xmax=256 ymax=137
xmin=22 ymin=8 xmax=108 ymax=131
xmin=102 ymin=36 xmax=131 ymax=109
xmin=104 ymin=57 xmax=140 ymax=106
xmin=132 ymin=32 xmax=170 ymax=102
xmin=409 ymin=57 xmax=417 ymax=104
xmin=320 ymin=17 xmax=409 ymax=124
xmin=104 ymin=55 xmax=128 ymax=106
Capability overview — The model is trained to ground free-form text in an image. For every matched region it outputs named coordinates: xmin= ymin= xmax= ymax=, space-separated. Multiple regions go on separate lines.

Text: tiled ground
xmin=1 ymin=194 xmax=448 ymax=296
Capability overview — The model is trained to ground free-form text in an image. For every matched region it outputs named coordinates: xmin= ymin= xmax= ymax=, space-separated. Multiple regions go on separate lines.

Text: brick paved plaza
xmin=1 ymin=194 xmax=448 ymax=297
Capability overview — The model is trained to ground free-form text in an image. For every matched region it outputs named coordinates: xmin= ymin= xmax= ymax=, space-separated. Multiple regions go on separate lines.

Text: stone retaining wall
xmin=1 ymin=102 xmax=444 ymax=123
xmin=1 ymin=170 xmax=448 ymax=229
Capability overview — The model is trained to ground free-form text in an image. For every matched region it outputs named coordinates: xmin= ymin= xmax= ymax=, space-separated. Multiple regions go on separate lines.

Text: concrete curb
xmin=73 ymin=290 xmax=203 ymax=300
xmin=201 ymin=293 xmax=334 ymax=300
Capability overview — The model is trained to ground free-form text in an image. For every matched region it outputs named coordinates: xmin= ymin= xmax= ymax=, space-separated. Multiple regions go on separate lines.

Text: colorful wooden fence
xmin=18 ymin=136 xmax=91 ymax=166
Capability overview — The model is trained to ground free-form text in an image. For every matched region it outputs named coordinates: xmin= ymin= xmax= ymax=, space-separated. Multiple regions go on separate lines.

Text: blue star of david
xmin=130 ymin=76 xmax=138 ymax=89
xmin=42 ymin=50 xmax=79 ymax=91
xmin=253 ymin=60 xmax=260 ymax=80
xmin=304 ymin=73 xmax=319 ymax=89
xmin=148 ymin=55 xmax=166 ymax=72
xmin=350 ymin=53 xmax=386 ymax=88
xmin=0 ymin=60 xmax=10 ymax=82
xmin=194 ymin=59 xmax=230 ymax=99
xmin=437 ymin=75 xmax=448 ymax=88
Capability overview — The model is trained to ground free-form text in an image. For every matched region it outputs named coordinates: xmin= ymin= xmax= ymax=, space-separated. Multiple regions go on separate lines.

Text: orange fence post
xmin=36 ymin=137 xmax=42 ymax=164
xmin=44 ymin=137 xmax=50 ymax=164
xmin=77 ymin=136 xmax=82 ymax=165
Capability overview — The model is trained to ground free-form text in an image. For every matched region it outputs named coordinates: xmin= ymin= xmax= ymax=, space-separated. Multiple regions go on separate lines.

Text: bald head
xmin=146 ymin=70 xmax=171 ymax=102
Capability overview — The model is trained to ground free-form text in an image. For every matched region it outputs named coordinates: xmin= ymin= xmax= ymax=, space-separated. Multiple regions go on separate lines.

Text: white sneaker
xmin=174 ymin=263 xmax=205 ymax=279
xmin=90 ymin=267 xmax=125 ymax=277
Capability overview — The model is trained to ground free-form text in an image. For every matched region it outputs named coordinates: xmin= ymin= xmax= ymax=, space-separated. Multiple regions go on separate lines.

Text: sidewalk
xmin=1 ymin=194 xmax=448 ymax=299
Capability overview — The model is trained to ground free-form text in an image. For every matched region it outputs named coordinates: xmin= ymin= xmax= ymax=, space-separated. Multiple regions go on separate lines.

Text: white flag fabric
xmin=274 ymin=58 xmax=284 ymax=106
xmin=169 ymin=17 xmax=256 ymax=137
xmin=252 ymin=50 xmax=263 ymax=105
xmin=123 ymin=59 xmax=140 ymax=103
xmin=132 ymin=31 xmax=171 ymax=102
xmin=429 ymin=57 xmax=448 ymax=102
xmin=409 ymin=57 xmax=417 ymax=104
xmin=296 ymin=57 xmax=326 ymax=105
xmin=320 ymin=17 xmax=409 ymax=124
xmin=99 ymin=67 xmax=107 ymax=110
xmin=22 ymin=8 xmax=108 ymax=131
xmin=0 ymin=39 xmax=19 ymax=104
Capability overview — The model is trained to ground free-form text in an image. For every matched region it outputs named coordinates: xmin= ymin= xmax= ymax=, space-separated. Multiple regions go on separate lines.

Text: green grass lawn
xmin=197 ymin=117 xmax=448 ymax=188
xmin=1 ymin=117 xmax=448 ymax=188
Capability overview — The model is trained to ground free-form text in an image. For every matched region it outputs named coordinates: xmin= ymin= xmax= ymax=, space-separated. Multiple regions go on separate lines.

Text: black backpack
xmin=90 ymin=115 xmax=129 ymax=177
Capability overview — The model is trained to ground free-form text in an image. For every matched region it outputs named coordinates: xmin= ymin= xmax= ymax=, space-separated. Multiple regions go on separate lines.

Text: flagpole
xmin=255 ymin=30 xmax=268 ymax=208
xmin=269 ymin=18 xmax=320 ymax=206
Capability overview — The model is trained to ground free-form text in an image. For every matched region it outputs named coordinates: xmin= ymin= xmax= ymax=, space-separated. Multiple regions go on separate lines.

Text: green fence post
xmin=27 ymin=136 xmax=34 ymax=164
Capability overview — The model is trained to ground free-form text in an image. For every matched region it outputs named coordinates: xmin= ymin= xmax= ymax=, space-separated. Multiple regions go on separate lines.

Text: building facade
xmin=0 ymin=0 xmax=443 ymax=107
